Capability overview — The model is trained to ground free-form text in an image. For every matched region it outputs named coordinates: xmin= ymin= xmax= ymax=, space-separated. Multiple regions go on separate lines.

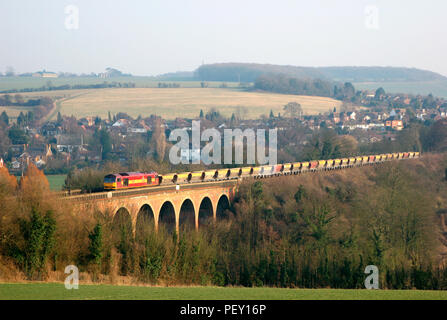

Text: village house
xmin=56 ymin=134 xmax=85 ymax=153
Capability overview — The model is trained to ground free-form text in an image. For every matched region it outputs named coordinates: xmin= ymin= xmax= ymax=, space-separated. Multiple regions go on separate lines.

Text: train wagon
xmin=240 ymin=167 xmax=254 ymax=177
xmin=310 ymin=161 xmax=318 ymax=170
xmin=283 ymin=163 xmax=293 ymax=173
xmin=104 ymin=172 xmax=159 ymax=190
xmin=334 ymin=159 xmax=341 ymax=168
xmin=318 ymin=160 xmax=327 ymax=169
xmin=292 ymin=162 xmax=302 ymax=172
xmin=301 ymin=162 xmax=310 ymax=171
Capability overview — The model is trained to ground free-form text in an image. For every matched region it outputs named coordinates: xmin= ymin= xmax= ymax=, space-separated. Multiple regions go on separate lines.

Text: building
xmin=56 ymin=134 xmax=85 ymax=153
xmin=385 ymin=120 xmax=404 ymax=131
xmin=32 ymin=70 xmax=58 ymax=78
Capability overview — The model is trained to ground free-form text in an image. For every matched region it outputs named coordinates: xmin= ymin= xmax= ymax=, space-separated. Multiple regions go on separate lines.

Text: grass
xmin=57 ymin=87 xmax=341 ymax=120
xmin=0 ymin=283 xmax=446 ymax=300
xmin=46 ymin=174 xmax=67 ymax=191
xmin=354 ymin=80 xmax=447 ymax=98
xmin=16 ymin=174 xmax=66 ymax=191
xmin=1 ymin=86 xmax=341 ymax=120
xmin=0 ymin=76 xmax=241 ymax=91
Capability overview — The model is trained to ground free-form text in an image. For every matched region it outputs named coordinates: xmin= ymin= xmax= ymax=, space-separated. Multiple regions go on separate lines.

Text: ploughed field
xmin=1 ymin=283 xmax=447 ymax=300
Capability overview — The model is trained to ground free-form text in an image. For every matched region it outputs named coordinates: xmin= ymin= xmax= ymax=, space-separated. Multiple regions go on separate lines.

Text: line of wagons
xmin=103 ymin=152 xmax=420 ymax=191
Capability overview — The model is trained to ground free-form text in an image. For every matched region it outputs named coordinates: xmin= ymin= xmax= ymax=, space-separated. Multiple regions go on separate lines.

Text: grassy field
xmin=16 ymin=174 xmax=66 ymax=191
xmin=354 ymin=80 xmax=447 ymax=98
xmin=46 ymin=174 xmax=67 ymax=191
xmin=56 ymin=87 xmax=342 ymax=119
xmin=0 ymin=76 xmax=241 ymax=91
xmin=0 ymin=283 xmax=446 ymax=300
xmin=1 ymin=86 xmax=341 ymax=120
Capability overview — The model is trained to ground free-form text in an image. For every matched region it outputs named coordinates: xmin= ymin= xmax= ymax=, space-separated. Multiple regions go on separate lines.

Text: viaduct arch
xmin=73 ymin=183 xmax=236 ymax=235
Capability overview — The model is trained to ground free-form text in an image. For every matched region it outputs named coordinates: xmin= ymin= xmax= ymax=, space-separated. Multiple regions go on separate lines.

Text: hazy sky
xmin=1 ymin=0 xmax=446 ymax=76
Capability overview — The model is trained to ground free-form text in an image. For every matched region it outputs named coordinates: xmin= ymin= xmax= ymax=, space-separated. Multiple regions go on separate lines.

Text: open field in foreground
xmin=57 ymin=87 xmax=342 ymax=119
xmin=1 ymin=283 xmax=446 ymax=300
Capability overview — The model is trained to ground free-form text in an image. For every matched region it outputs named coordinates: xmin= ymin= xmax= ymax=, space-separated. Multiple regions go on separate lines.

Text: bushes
xmin=1 ymin=154 xmax=447 ymax=288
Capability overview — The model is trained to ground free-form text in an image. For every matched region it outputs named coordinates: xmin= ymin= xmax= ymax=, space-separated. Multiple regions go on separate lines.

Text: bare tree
xmin=283 ymin=102 xmax=303 ymax=119
xmin=150 ymin=117 xmax=166 ymax=162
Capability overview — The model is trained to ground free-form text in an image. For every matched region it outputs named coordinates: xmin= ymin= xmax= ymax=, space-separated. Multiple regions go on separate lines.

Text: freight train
xmin=103 ymin=152 xmax=420 ymax=190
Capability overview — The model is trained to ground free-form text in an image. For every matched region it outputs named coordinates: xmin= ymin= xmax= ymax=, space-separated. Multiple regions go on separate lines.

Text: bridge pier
xmin=69 ymin=182 xmax=236 ymax=237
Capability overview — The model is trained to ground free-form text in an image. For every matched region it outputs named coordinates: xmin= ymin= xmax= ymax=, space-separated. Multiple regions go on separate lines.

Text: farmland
xmin=0 ymin=76 xmax=241 ymax=91
xmin=55 ymin=87 xmax=342 ymax=120
xmin=0 ymin=283 xmax=446 ymax=300
xmin=354 ymin=80 xmax=447 ymax=98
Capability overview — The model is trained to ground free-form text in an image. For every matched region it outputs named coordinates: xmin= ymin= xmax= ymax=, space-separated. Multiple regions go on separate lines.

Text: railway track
xmin=61 ymin=151 xmax=419 ymax=202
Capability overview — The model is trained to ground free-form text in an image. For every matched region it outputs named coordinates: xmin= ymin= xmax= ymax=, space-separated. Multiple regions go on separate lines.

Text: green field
xmin=0 ymin=76 xmax=241 ymax=91
xmin=46 ymin=174 xmax=67 ymax=191
xmin=0 ymin=283 xmax=446 ymax=300
xmin=354 ymin=80 xmax=447 ymax=98
xmin=55 ymin=87 xmax=341 ymax=120
xmin=16 ymin=174 xmax=66 ymax=191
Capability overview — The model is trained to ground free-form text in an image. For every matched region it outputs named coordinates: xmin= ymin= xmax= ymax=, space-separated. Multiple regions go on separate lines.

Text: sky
xmin=1 ymin=0 xmax=446 ymax=76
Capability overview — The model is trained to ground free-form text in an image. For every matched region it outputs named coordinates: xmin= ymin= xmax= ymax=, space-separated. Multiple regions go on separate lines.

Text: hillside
xmin=194 ymin=63 xmax=447 ymax=83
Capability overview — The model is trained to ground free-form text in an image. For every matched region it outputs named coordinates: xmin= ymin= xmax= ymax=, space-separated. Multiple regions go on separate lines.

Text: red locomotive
xmin=104 ymin=172 xmax=160 ymax=190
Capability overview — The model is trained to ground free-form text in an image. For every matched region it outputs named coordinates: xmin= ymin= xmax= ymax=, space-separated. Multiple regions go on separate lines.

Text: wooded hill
xmin=192 ymin=63 xmax=447 ymax=83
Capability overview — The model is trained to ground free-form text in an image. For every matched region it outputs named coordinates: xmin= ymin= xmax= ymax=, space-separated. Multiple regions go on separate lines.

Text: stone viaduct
xmin=68 ymin=180 xmax=237 ymax=235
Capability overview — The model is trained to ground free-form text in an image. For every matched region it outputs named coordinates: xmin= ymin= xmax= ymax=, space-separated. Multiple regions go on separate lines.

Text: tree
xmin=17 ymin=207 xmax=56 ymax=280
xmin=199 ymin=109 xmax=204 ymax=118
xmin=17 ymin=112 xmax=26 ymax=126
xmin=26 ymin=111 xmax=34 ymax=124
xmin=283 ymin=102 xmax=303 ymax=119
xmin=269 ymin=110 xmax=274 ymax=119
xmin=98 ymin=128 xmax=112 ymax=160
xmin=0 ymin=111 xmax=9 ymax=125
xmin=375 ymin=87 xmax=386 ymax=100
xmin=0 ymin=127 xmax=11 ymax=156
xmin=150 ymin=117 xmax=166 ymax=162
xmin=343 ymin=82 xmax=355 ymax=100
xmin=8 ymin=125 xmax=28 ymax=144
xmin=88 ymin=223 xmax=103 ymax=266
xmin=57 ymin=112 xmax=63 ymax=124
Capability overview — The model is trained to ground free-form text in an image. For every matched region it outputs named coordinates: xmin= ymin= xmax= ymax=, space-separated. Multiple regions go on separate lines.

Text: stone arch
xmin=179 ymin=198 xmax=196 ymax=231
xmin=198 ymin=196 xmax=214 ymax=227
xmin=113 ymin=207 xmax=133 ymax=232
xmin=216 ymin=194 xmax=231 ymax=219
xmin=136 ymin=204 xmax=155 ymax=240
xmin=158 ymin=200 xmax=176 ymax=234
